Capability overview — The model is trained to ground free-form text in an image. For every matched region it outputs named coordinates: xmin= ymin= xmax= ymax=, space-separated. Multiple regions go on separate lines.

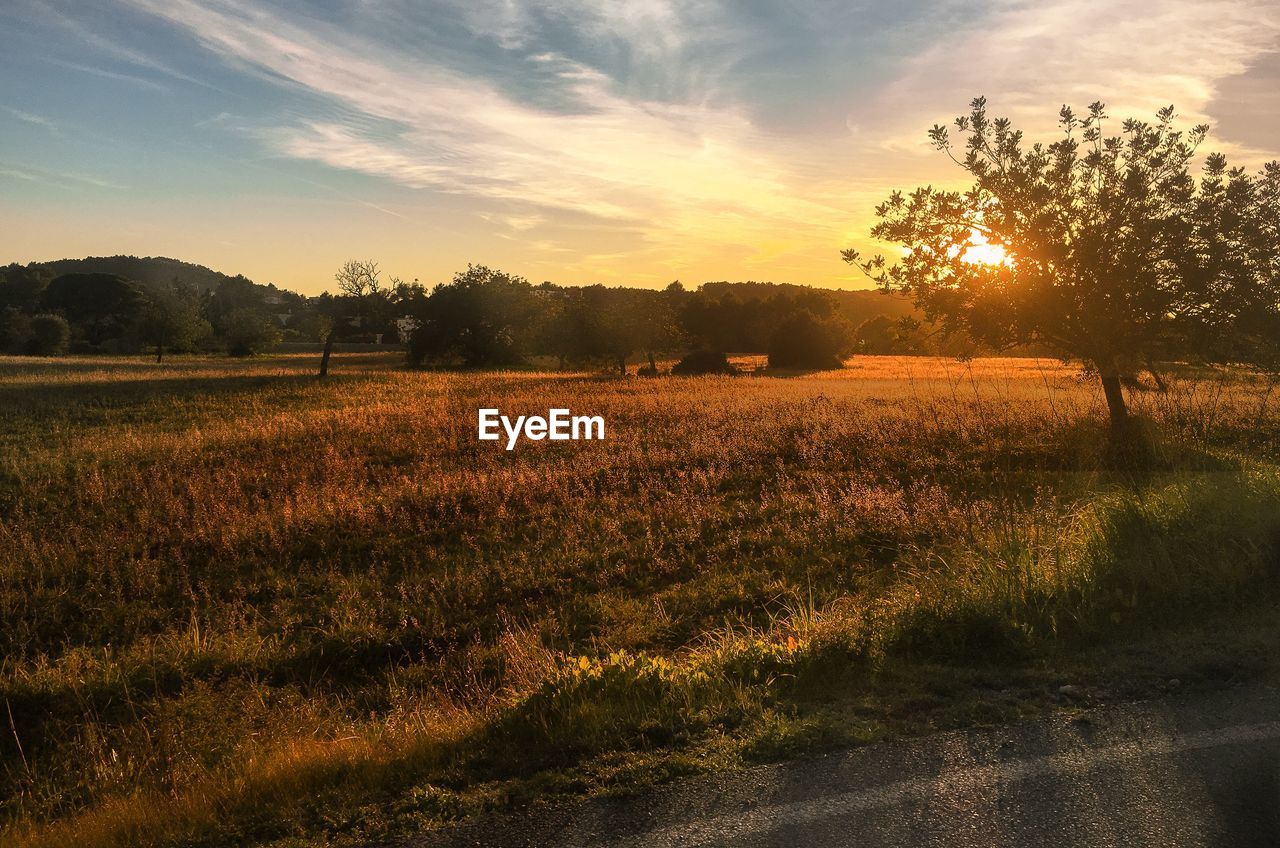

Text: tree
xmin=40 ymin=273 xmax=147 ymax=347
xmin=671 ymin=350 xmax=737 ymax=376
xmin=680 ymin=286 xmax=840 ymax=354
xmin=0 ymin=264 xmax=51 ymax=313
xmin=27 ymin=314 xmax=70 ymax=356
xmin=844 ymin=98 xmax=1280 ymax=432
xmin=576 ymin=285 xmax=644 ymax=375
xmin=223 ymin=308 xmax=281 ymax=357
xmin=407 ymin=265 xmax=538 ymax=368
xmin=767 ymin=311 xmax=853 ymax=370
xmin=320 ymin=259 xmax=383 ymax=377
xmin=203 ymin=275 xmax=269 ymax=334
xmin=137 ymin=281 xmax=211 ymax=362
xmin=635 ymin=282 xmax=688 ymax=374
xmin=0 ymin=308 xmax=33 ymax=354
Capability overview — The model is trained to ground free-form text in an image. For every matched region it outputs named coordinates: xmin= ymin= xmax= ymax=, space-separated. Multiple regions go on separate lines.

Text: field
xmin=3 ymin=353 xmax=1280 ymax=847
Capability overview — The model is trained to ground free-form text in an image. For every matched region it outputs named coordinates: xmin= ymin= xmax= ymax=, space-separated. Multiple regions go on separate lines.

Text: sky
xmin=2 ymin=0 xmax=1279 ymax=295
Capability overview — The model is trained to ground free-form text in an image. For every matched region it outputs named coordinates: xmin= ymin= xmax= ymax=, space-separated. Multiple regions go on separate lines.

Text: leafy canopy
xmin=843 ymin=97 xmax=1280 ymax=374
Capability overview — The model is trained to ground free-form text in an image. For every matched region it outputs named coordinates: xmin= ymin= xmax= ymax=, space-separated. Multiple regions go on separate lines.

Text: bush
xmin=27 ymin=314 xmax=70 ymax=355
xmin=0 ymin=307 xmax=32 ymax=354
xmin=223 ymin=308 xmax=282 ymax=357
xmin=671 ymin=350 xmax=737 ymax=376
xmin=767 ymin=311 xmax=852 ymax=370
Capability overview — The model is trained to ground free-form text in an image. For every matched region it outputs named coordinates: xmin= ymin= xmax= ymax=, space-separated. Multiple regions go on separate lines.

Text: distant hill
xmin=29 ymin=255 xmax=287 ymax=299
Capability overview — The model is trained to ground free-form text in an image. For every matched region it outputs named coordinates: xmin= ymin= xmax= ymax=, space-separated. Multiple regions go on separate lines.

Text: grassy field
xmin=3 ymin=353 xmax=1279 ymax=847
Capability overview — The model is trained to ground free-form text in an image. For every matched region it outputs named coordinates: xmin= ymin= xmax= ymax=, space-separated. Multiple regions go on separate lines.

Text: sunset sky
xmin=3 ymin=0 xmax=1279 ymax=294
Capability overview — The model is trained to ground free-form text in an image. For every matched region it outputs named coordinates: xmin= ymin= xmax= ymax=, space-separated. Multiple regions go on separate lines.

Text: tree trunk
xmin=617 ymin=355 xmax=627 ymax=376
xmin=1145 ymin=357 xmax=1168 ymax=393
xmin=319 ymin=330 xmax=336 ymax=377
xmin=155 ymin=326 xmax=166 ymax=363
xmin=647 ymin=351 xmax=657 ymax=373
xmin=1099 ymin=363 xmax=1129 ymax=429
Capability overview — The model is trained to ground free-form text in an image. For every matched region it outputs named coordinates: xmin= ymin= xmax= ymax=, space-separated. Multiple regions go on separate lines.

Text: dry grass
xmin=2 ymin=353 xmax=1278 ymax=847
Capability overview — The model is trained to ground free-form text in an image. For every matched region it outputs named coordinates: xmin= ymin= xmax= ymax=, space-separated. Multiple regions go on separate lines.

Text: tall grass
xmin=1 ymin=353 xmax=1278 ymax=847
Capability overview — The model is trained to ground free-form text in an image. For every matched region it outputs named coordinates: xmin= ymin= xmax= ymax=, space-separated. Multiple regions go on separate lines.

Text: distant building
xmin=395 ymin=315 xmax=420 ymax=344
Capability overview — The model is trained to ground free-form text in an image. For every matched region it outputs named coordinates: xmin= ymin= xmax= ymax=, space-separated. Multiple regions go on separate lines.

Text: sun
xmin=959 ymin=231 xmax=1013 ymax=266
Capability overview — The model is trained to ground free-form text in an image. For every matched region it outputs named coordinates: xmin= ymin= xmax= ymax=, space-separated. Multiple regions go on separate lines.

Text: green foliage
xmin=137 ymin=284 xmax=212 ymax=360
xmin=681 ymin=287 xmax=839 ymax=353
xmin=767 ymin=310 xmax=853 ymax=370
xmin=26 ymin=314 xmax=70 ymax=356
xmin=845 ymin=97 xmax=1280 ymax=422
xmin=537 ymin=284 xmax=685 ymax=374
xmin=0 ymin=308 xmax=33 ymax=354
xmin=670 ymin=349 xmax=737 ymax=375
xmin=40 ymin=273 xmax=147 ymax=347
xmin=0 ymin=264 xmax=51 ymax=313
xmin=408 ymin=265 xmax=538 ymax=367
xmin=854 ymin=315 xmax=926 ymax=355
xmin=221 ymin=308 xmax=282 ymax=356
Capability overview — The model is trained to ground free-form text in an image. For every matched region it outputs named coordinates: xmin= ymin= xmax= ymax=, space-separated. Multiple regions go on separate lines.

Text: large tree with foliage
xmin=40 ymin=272 xmax=147 ymax=347
xmin=844 ymin=97 xmax=1280 ymax=430
xmin=0 ymin=264 xmax=51 ymax=313
xmin=223 ymin=308 xmax=281 ymax=357
xmin=407 ymin=265 xmax=538 ymax=367
xmin=137 ymin=280 xmax=211 ymax=362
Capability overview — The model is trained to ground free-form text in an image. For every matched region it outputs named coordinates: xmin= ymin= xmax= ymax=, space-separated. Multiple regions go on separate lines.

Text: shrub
xmin=26 ymin=314 xmax=70 ymax=355
xmin=767 ymin=310 xmax=852 ymax=370
xmin=222 ymin=309 xmax=282 ymax=357
xmin=0 ymin=307 xmax=33 ymax=354
xmin=671 ymin=350 xmax=736 ymax=376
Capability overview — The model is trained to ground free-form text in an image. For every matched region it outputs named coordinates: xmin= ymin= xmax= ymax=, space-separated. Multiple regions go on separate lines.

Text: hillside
xmin=28 ymin=255 xmax=284 ymax=298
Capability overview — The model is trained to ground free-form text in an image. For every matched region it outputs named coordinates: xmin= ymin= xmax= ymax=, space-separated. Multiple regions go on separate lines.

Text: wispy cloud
xmin=21 ymin=0 xmax=1280 ymax=286
xmin=868 ymin=0 xmax=1280 ymax=162
xmin=0 ymin=167 xmax=39 ymax=182
xmin=44 ymin=57 xmax=171 ymax=93
xmin=35 ymin=2 xmax=219 ymax=91
xmin=119 ymin=0 xmax=852 ymax=275
xmin=0 ymin=161 xmax=126 ymax=190
xmin=4 ymin=107 xmax=61 ymax=135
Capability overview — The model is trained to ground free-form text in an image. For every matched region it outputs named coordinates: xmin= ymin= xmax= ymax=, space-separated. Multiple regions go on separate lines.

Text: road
xmin=411 ymin=684 xmax=1280 ymax=848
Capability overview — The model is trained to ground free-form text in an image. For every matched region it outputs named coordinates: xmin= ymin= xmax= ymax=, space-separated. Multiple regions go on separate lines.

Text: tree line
xmin=0 ymin=258 xmax=928 ymax=371
xmin=326 ymin=260 xmax=878 ymax=374
xmin=0 ymin=267 xmax=300 ymax=360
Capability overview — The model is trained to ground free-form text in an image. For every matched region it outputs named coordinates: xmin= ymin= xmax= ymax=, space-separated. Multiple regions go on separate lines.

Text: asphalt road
xmin=411 ymin=684 xmax=1280 ymax=848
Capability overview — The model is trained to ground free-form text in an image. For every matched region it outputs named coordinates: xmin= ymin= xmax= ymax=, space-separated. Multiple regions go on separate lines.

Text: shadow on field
xmin=0 ymin=373 xmax=330 ymax=414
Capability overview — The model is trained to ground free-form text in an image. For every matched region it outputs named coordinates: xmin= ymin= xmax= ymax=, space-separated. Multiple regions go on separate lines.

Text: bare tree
xmin=320 ymin=259 xmax=381 ymax=377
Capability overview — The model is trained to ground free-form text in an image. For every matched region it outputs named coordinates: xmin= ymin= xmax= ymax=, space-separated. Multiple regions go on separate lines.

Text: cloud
xmin=4 ymin=108 xmax=60 ymax=135
xmin=111 ymin=0 xmax=1280 ymax=284
xmin=35 ymin=2 xmax=219 ymax=90
xmin=867 ymin=0 xmax=1280 ymax=161
xmin=0 ymin=161 xmax=125 ymax=189
xmin=119 ymin=0 xmax=852 ymax=273
xmin=43 ymin=57 xmax=171 ymax=93
xmin=0 ymin=167 xmax=39 ymax=182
